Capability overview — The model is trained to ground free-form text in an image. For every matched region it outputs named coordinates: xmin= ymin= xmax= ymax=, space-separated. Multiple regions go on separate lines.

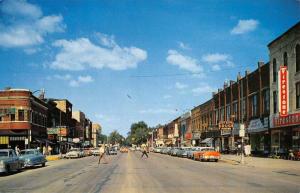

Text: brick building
xmin=0 ymin=89 xmax=48 ymax=149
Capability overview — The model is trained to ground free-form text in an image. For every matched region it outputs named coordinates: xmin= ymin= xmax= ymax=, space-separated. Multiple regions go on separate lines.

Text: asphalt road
xmin=0 ymin=152 xmax=299 ymax=193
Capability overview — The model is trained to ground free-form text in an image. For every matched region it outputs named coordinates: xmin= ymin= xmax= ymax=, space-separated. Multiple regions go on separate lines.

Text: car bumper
xmin=0 ymin=167 xmax=7 ymax=173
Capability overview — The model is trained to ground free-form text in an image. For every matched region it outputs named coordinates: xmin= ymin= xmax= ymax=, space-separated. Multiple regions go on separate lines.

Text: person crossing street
xmin=141 ymin=146 xmax=149 ymax=158
xmin=98 ymin=144 xmax=108 ymax=165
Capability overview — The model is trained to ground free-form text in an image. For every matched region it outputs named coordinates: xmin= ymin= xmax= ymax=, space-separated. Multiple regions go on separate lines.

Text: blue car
xmin=19 ymin=149 xmax=47 ymax=167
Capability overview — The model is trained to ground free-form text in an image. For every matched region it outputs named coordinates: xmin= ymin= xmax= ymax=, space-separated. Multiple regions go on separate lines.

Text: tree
xmin=98 ymin=134 xmax=107 ymax=144
xmin=127 ymin=121 xmax=150 ymax=145
xmin=108 ymin=130 xmax=124 ymax=145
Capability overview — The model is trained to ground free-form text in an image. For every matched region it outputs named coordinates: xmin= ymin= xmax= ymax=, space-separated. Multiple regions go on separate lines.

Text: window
xmin=18 ymin=110 xmax=24 ymax=121
xmin=233 ymin=102 xmax=238 ymax=120
xmin=226 ymin=105 xmax=231 ymax=121
xmin=0 ymin=116 xmax=2 ymax=122
xmin=251 ymin=94 xmax=257 ymax=117
xmin=296 ymin=82 xmax=300 ymax=109
xmin=273 ymin=91 xmax=277 ymax=113
xmin=297 ymin=44 xmax=300 ymax=72
xmin=263 ymin=89 xmax=270 ymax=114
xmin=11 ymin=114 xmax=15 ymax=121
xmin=215 ymin=110 xmax=219 ymax=123
xmin=273 ymin=58 xmax=277 ymax=82
xmin=220 ymin=108 xmax=224 ymax=121
xmin=283 ymin=52 xmax=288 ymax=67
xmin=242 ymin=98 xmax=246 ymax=120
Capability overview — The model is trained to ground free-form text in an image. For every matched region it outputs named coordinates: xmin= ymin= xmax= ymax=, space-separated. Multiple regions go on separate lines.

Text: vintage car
xmin=0 ymin=149 xmax=24 ymax=173
xmin=91 ymin=148 xmax=100 ymax=156
xmin=120 ymin=147 xmax=128 ymax=153
xmin=66 ymin=148 xmax=84 ymax=159
xmin=109 ymin=148 xmax=117 ymax=155
xmin=19 ymin=149 xmax=47 ymax=167
xmin=193 ymin=147 xmax=220 ymax=162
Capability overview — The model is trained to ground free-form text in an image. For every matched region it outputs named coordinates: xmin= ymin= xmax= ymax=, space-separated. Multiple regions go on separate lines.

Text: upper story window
xmin=296 ymin=44 xmax=300 ymax=72
xmin=296 ymin=82 xmax=300 ymax=109
xmin=226 ymin=105 xmax=231 ymax=121
xmin=11 ymin=113 xmax=15 ymax=121
xmin=242 ymin=98 xmax=246 ymax=120
xmin=273 ymin=91 xmax=277 ymax=113
xmin=250 ymin=94 xmax=257 ymax=117
xmin=262 ymin=89 xmax=270 ymax=114
xmin=273 ymin=58 xmax=277 ymax=82
xmin=233 ymin=102 xmax=238 ymax=121
xmin=283 ymin=52 xmax=288 ymax=67
xmin=18 ymin=110 xmax=24 ymax=121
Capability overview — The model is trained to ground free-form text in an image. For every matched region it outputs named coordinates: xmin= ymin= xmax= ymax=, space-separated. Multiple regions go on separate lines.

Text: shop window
xmin=273 ymin=58 xmax=277 ymax=82
xmin=296 ymin=44 xmax=300 ymax=72
xmin=18 ymin=110 xmax=24 ymax=121
xmin=283 ymin=52 xmax=288 ymax=67
xmin=273 ymin=91 xmax=277 ymax=113
xmin=296 ymin=82 xmax=300 ymax=109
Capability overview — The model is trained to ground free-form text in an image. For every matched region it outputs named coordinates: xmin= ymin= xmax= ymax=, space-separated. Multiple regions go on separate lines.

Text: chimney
xmin=258 ymin=61 xmax=264 ymax=68
xmin=237 ymin=72 xmax=242 ymax=81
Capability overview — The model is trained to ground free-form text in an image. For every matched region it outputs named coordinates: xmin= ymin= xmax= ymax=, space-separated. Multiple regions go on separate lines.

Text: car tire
xmin=42 ymin=163 xmax=46 ymax=167
xmin=6 ymin=165 xmax=10 ymax=174
xmin=215 ymin=159 xmax=218 ymax=162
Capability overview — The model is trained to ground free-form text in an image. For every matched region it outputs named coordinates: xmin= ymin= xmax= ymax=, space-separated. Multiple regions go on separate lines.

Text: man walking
xmin=98 ymin=144 xmax=108 ymax=165
xmin=141 ymin=146 xmax=149 ymax=158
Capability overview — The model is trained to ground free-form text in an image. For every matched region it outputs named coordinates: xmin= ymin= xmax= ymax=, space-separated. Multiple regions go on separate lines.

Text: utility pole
xmin=239 ymin=124 xmax=245 ymax=164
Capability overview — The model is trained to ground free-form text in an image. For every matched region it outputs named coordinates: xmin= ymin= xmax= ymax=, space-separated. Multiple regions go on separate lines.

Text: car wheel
xmin=42 ymin=163 xmax=46 ymax=167
xmin=6 ymin=165 xmax=10 ymax=174
xmin=215 ymin=159 xmax=218 ymax=162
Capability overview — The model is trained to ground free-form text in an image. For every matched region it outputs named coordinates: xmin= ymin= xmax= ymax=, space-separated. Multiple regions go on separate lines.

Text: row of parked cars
xmin=0 ymin=149 xmax=47 ymax=174
xmin=153 ymin=147 xmax=221 ymax=162
xmin=65 ymin=147 xmax=118 ymax=158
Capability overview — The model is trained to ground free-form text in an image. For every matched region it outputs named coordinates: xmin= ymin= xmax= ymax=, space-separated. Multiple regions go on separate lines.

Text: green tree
xmin=108 ymin=130 xmax=124 ymax=145
xmin=98 ymin=134 xmax=107 ymax=144
xmin=127 ymin=121 xmax=150 ymax=145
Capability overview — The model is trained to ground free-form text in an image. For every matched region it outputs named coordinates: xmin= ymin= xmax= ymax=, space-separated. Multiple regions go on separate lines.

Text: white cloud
xmin=202 ymin=53 xmax=230 ymax=63
xmin=50 ymin=36 xmax=147 ymax=71
xmin=163 ymin=95 xmax=172 ymax=99
xmin=212 ymin=64 xmax=221 ymax=71
xmin=202 ymin=53 xmax=235 ymax=71
xmin=53 ymin=74 xmax=72 ymax=80
xmin=175 ymin=82 xmax=188 ymax=89
xmin=139 ymin=108 xmax=177 ymax=114
xmin=178 ymin=41 xmax=190 ymax=50
xmin=69 ymin=75 xmax=94 ymax=87
xmin=166 ymin=50 xmax=203 ymax=73
xmin=0 ymin=0 xmax=65 ymax=48
xmin=192 ymin=83 xmax=216 ymax=96
xmin=231 ymin=19 xmax=259 ymax=35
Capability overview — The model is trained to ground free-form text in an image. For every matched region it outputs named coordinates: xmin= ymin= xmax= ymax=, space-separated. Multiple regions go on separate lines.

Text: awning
xmin=200 ymin=138 xmax=213 ymax=144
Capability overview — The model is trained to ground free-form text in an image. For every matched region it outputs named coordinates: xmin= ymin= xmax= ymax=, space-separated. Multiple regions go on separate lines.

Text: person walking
xmin=98 ymin=144 xmax=108 ymax=165
xmin=15 ymin=145 xmax=20 ymax=156
xmin=141 ymin=146 xmax=149 ymax=158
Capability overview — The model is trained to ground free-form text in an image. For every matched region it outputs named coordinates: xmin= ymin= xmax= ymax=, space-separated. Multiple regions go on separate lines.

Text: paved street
xmin=0 ymin=152 xmax=299 ymax=193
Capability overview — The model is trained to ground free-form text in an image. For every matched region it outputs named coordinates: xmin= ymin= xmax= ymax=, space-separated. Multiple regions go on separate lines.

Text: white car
xmin=91 ymin=148 xmax=100 ymax=156
xmin=66 ymin=148 xmax=83 ymax=159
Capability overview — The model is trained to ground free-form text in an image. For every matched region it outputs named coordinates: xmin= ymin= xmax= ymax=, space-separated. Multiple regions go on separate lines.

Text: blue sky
xmin=0 ymin=0 xmax=300 ymax=136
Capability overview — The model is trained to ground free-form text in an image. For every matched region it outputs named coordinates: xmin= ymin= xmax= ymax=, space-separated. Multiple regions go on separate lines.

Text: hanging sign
xmin=278 ymin=66 xmax=289 ymax=117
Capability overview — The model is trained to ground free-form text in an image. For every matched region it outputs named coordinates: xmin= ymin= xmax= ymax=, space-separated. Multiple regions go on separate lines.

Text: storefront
xmin=271 ymin=113 xmax=300 ymax=155
xmin=247 ymin=118 xmax=270 ymax=155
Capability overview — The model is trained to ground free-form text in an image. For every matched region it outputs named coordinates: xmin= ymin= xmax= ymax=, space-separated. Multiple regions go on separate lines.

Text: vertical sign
xmin=278 ymin=66 xmax=289 ymax=117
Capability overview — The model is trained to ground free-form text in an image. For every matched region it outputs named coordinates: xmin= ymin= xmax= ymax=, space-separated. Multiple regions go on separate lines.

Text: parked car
xmin=0 ymin=149 xmax=24 ymax=173
xmin=170 ymin=148 xmax=180 ymax=156
xmin=177 ymin=148 xmax=191 ymax=158
xmin=193 ymin=147 xmax=220 ymax=162
xmin=187 ymin=147 xmax=204 ymax=159
xmin=66 ymin=148 xmax=83 ymax=159
xmin=19 ymin=149 xmax=47 ymax=167
xmin=91 ymin=148 xmax=100 ymax=156
xmin=109 ymin=148 xmax=117 ymax=155
xmin=120 ymin=147 xmax=128 ymax=153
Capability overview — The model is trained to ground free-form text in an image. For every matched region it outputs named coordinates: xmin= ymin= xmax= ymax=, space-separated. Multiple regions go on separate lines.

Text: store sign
xmin=185 ymin=133 xmax=192 ymax=140
xmin=47 ymin=127 xmax=68 ymax=136
xmin=218 ymin=121 xmax=233 ymax=129
xmin=273 ymin=113 xmax=300 ymax=127
xmin=192 ymin=132 xmax=201 ymax=139
xmin=247 ymin=118 xmax=267 ymax=133
xmin=278 ymin=66 xmax=289 ymax=117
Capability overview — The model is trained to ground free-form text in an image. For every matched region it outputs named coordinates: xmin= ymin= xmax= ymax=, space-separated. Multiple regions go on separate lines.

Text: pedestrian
xmin=141 ymin=146 xmax=149 ymax=158
xmin=15 ymin=145 xmax=20 ymax=156
xmin=48 ymin=146 xmax=52 ymax=155
xmin=42 ymin=145 xmax=46 ymax=155
xmin=98 ymin=144 xmax=108 ymax=165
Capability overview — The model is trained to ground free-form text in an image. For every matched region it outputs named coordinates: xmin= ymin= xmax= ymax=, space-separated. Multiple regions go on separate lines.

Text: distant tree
xmin=98 ymin=134 xmax=107 ymax=144
xmin=108 ymin=130 xmax=124 ymax=145
xmin=127 ymin=121 xmax=150 ymax=145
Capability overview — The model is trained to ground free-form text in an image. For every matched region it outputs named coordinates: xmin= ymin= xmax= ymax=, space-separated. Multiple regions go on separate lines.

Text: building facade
xmin=269 ymin=21 xmax=300 ymax=154
xmin=92 ymin=123 xmax=101 ymax=147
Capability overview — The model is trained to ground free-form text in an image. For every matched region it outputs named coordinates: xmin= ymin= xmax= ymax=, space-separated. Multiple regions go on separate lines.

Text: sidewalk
xmin=221 ymin=154 xmax=300 ymax=171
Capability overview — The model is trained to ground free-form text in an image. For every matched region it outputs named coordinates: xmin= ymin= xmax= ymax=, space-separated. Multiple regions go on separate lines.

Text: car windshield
xmin=20 ymin=151 xmax=36 ymax=155
xmin=0 ymin=152 xmax=8 ymax=157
